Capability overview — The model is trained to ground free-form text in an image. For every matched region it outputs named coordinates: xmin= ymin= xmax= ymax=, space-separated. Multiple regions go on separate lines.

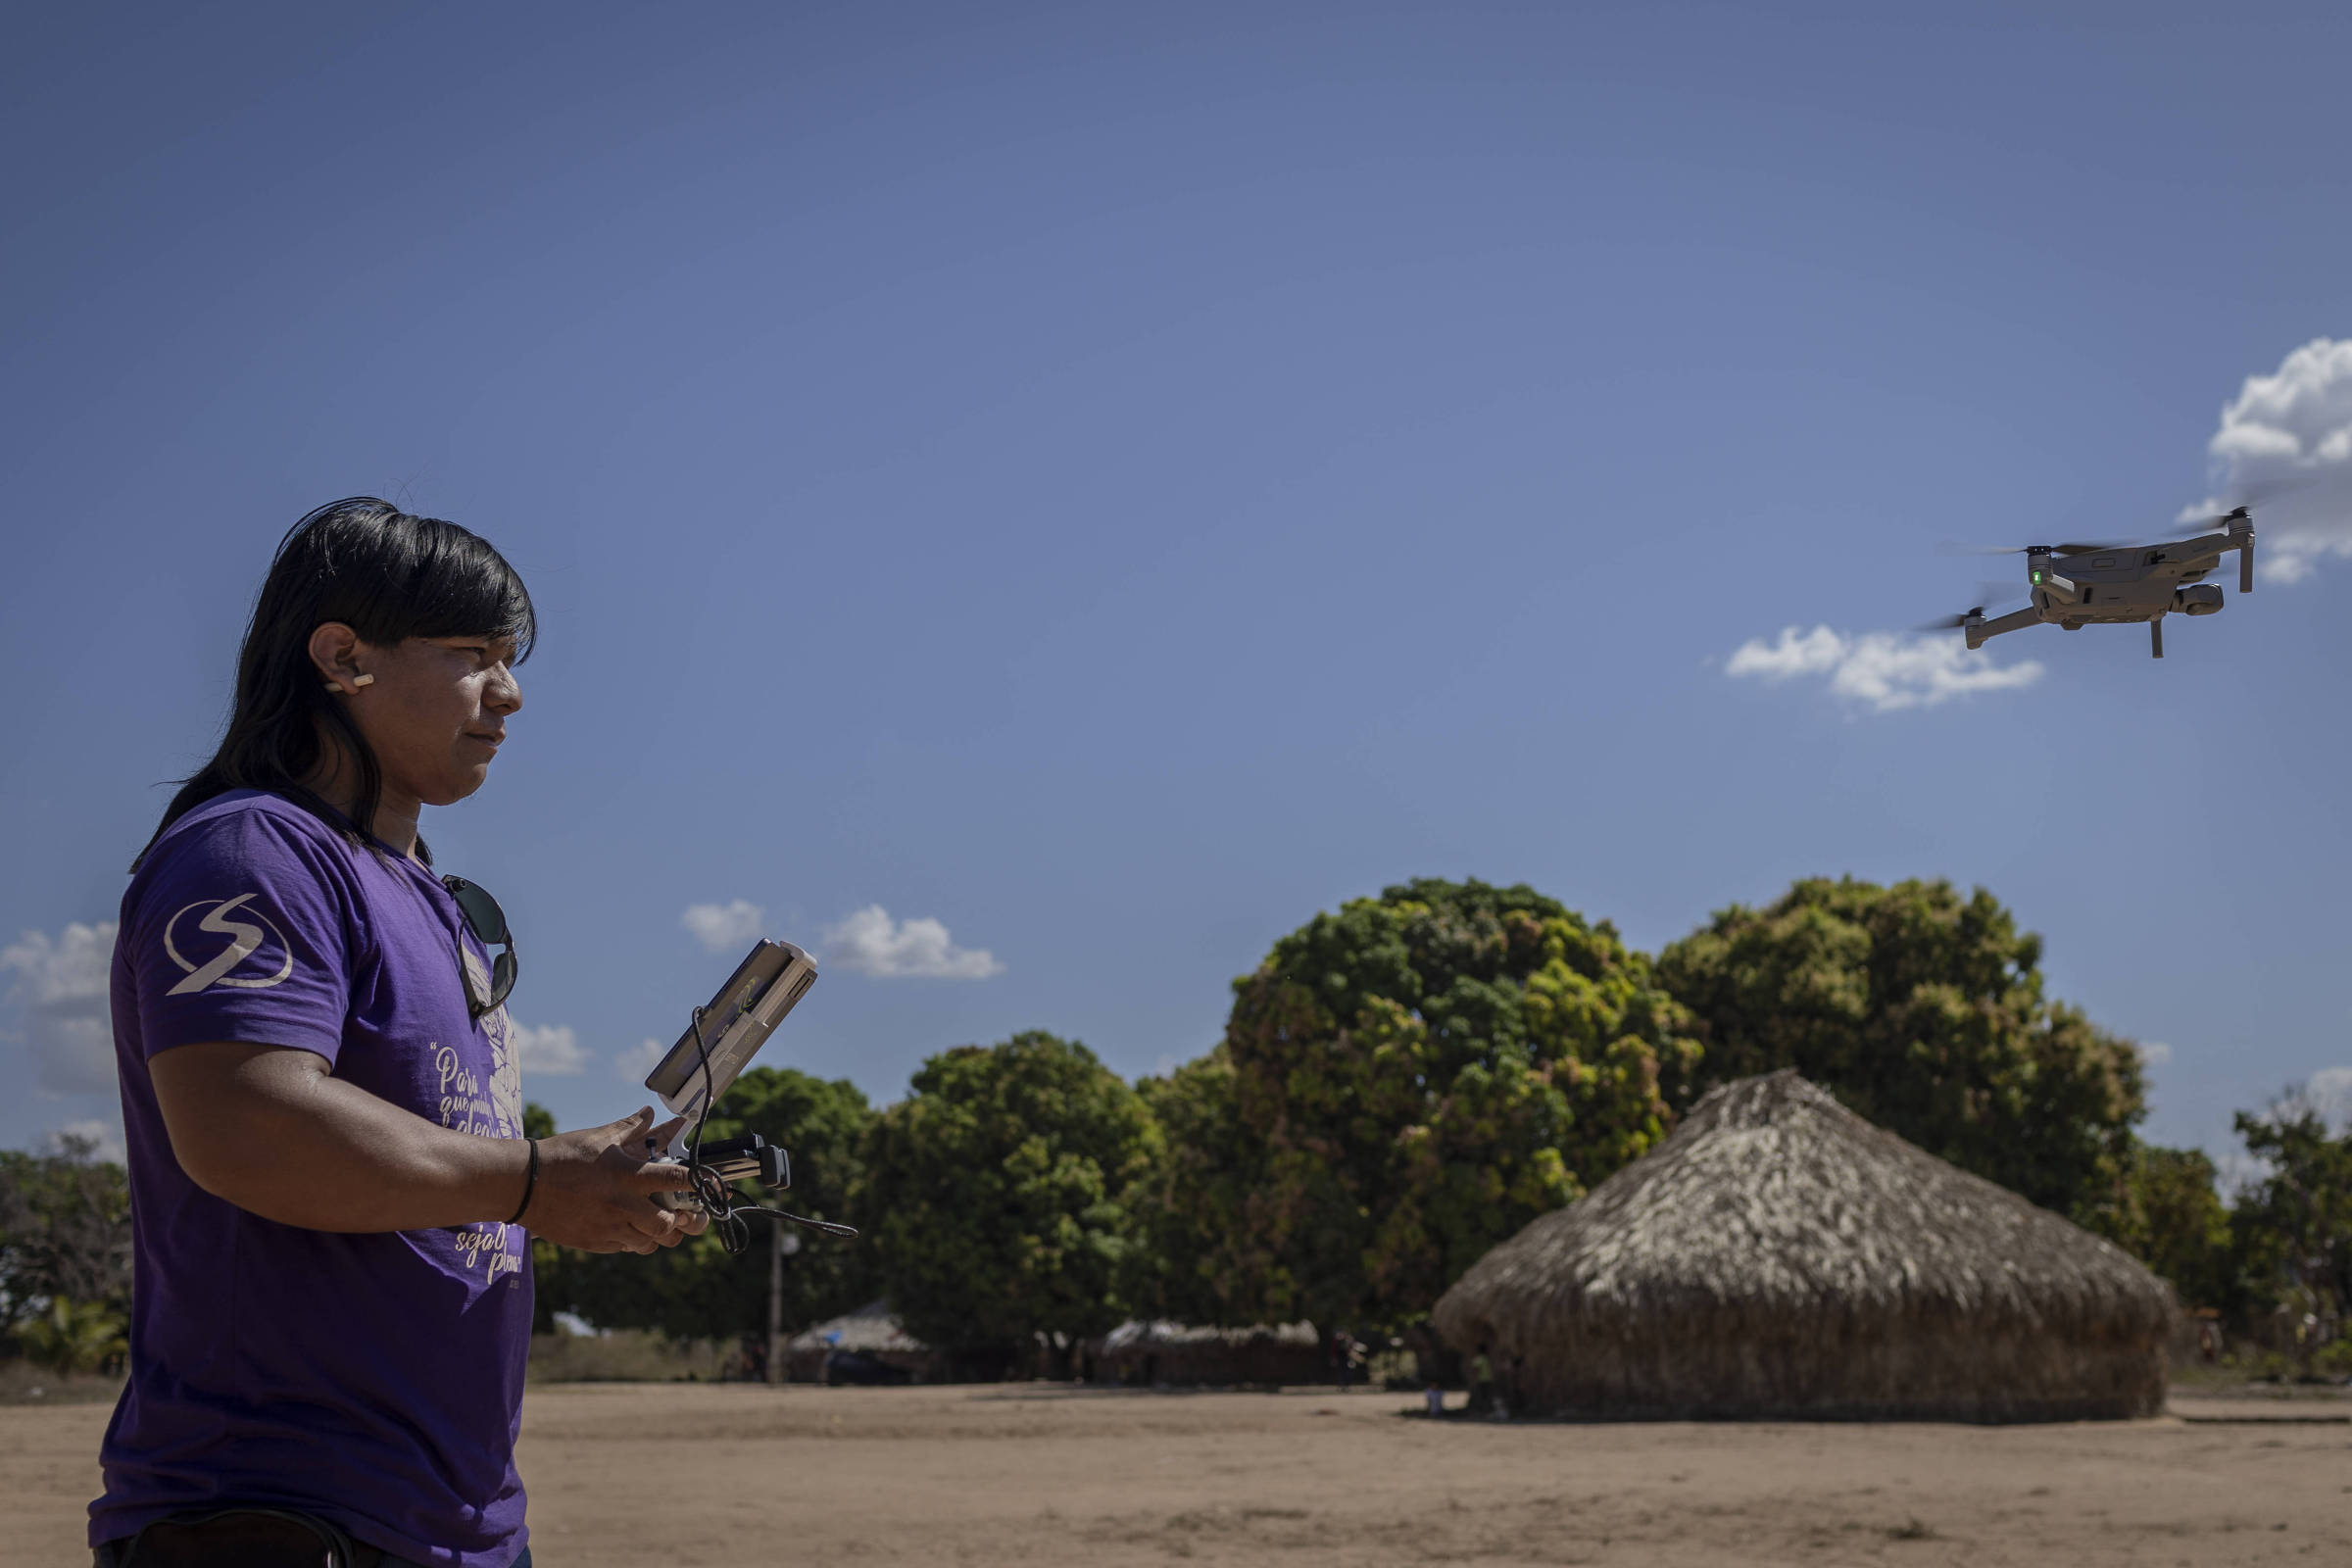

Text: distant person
xmin=1470 ymin=1344 xmax=1495 ymax=1417
xmin=1424 ymin=1381 xmax=1446 ymax=1418
xmin=91 ymin=500 xmax=704 ymax=1568
xmin=1499 ymin=1350 xmax=1525 ymax=1422
xmin=1333 ymin=1329 xmax=1364 ymax=1392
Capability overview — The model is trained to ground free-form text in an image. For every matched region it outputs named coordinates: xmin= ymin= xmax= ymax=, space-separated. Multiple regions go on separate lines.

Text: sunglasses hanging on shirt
xmin=441 ymin=874 xmax=518 ymax=1019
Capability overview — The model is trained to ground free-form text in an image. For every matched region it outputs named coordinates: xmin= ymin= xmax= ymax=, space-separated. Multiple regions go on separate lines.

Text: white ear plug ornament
xmin=324 ymin=674 xmax=376 ymax=694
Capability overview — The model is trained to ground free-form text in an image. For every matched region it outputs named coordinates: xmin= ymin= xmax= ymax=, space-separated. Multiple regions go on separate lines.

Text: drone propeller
xmin=1921 ymin=582 xmax=2029 ymax=632
xmin=1938 ymin=538 xmax=2143 ymax=558
xmin=1940 ymin=472 xmax=2320 ymax=588
xmin=2187 ymin=472 xmax=2316 ymax=519
xmin=2173 ymin=474 xmax=2310 ymax=567
xmin=1942 ymin=477 xmax=2317 ymax=558
xmin=2177 ymin=478 xmax=2308 ymax=593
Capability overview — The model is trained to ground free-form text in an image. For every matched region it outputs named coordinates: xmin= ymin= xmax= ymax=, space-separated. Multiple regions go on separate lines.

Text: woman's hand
xmin=523 ymin=1107 xmax=710 ymax=1253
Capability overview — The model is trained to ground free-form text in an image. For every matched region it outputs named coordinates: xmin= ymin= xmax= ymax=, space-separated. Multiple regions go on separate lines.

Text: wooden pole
xmin=766 ymin=1220 xmax=784 ymax=1386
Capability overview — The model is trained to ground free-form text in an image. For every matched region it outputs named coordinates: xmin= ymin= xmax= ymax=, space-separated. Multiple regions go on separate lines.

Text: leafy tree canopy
xmin=1656 ymin=875 xmax=2143 ymax=1215
xmin=12 ymin=1295 xmax=127 ymax=1374
xmin=1140 ymin=877 xmax=1701 ymax=1333
xmin=1129 ymin=1050 xmax=1252 ymax=1327
xmin=2230 ymin=1091 xmax=2352 ymax=1328
xmin=864 ymin=1031 xmax=1159 ymax=1358
xmin=529 ymin=1068 xmax=876 ymax=1342
xmin=0 ymin=1136 xmax=130 ymax=1336
xmin=2083 ymin=1143 xmax=2232 ymax=1310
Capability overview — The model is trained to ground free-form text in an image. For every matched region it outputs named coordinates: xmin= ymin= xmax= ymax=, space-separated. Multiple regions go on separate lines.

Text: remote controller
xmin=650 ymin=1133 xmax=790 ymax=1215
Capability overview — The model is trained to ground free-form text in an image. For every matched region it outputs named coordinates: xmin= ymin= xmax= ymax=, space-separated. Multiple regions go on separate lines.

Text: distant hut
xmin=1433 ymin=1071 xmax=2173 ymax=1422
xmin=1092 ymin=1320 xmax=1325 ymax=1387
xmin=783 ymin=1300 xmax=942 ymax=1384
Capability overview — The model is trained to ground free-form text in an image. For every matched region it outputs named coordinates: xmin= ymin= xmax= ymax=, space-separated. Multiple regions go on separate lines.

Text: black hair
xmin=134 ymin=497 xmax=536 ymax=870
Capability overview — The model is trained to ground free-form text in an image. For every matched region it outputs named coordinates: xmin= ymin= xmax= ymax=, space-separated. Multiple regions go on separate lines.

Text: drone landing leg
xmin=2150 ymin=617 xmax=2163 ymax=660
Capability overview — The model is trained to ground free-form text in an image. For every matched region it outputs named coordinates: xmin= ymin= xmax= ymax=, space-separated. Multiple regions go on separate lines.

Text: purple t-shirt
xmin=93 ymin=790 xmax=533 ymax=1566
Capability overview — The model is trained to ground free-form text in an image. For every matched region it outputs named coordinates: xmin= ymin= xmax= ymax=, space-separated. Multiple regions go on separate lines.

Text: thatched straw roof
xmin=780 ymin=1300 xmax=943 ymax=1384
xmin=1433 ymin=1071 xmax=2173 ymax=1422
xmin=1098 ymin=1320 xmax=1319 ymax=1355
xmin=1093 ymin=1320 xmax=1326 ymax=1387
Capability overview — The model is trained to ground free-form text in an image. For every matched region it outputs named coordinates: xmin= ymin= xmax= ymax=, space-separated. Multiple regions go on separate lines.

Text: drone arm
xmin=1965 ymin=606 xmax=2043 ymax=652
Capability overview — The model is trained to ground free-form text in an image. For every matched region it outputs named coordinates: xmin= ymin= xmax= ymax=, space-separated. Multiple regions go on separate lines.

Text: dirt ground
xmin=7 ymin=1384 xmax=2347 ymax=1567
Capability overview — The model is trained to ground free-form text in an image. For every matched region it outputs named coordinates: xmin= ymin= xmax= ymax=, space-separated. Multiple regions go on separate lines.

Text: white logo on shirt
xmin=164 ymin=894 xmax=294 ymax=995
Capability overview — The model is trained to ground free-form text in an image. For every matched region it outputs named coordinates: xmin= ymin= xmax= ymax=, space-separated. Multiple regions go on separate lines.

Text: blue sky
xmin=4 ymin=3 xmax=2348 ymax=1177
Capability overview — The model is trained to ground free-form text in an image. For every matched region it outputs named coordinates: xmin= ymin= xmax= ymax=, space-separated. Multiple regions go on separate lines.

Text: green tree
xmin=2229 ymin=1090 xmax=2352 ymax=1336
xmin=2082 ymin=1144 xmax=2231 ymax=1308
xmin=11 ymin=1295 xmax=127 ymax=1374
xmin=864 ymin=1031 xmax=1159 ymax=1365
xmin=0 ymin=1135 xmax=131 ymax=1338
xmin=1128 ymin=1051 xmax=1253 ymax=1326
xmin=1138 ymin=878 xmax=1701 ymax=1333
xmin=1655 ymin=876 xmax=2143 ymax=1215
xmin=527 ymin=1071 xmax=876 ymax=1342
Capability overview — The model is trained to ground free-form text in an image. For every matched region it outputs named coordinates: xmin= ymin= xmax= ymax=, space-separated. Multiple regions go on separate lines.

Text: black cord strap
xmin=507 ymin=1138 xmax=540 ymax=1226
xmin=678 ymin=1004 xmax=858 ymax=1253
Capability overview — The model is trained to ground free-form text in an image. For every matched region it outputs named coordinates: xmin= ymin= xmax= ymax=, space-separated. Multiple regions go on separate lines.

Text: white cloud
xmin=2234 ymin=1069 xmax=2352 ymax=1148
xmin=2138 ymin=1041 xmax=2173 ymax=1066
xmin=47 ymin=1118 xmax=125 ymax=1162
xmin=613 ymin=1036 xmax=669 ymax=1084
xmin=0 ymin=921 xmax=120 ymax=1094
xmin=2310 ymin=1065 xmax=2352 ymax=1126
xmin=1725 ymin=625 xmax=2044 ymax=713
xmin=681 ymin=900 xmax=766 ymax=955
xmin=2189 ymin=337 xmax=2352 ymax=583
xmin=823 ymin=905 xmax=1004 ymax=980
xmin=2215 ymin=1148 xmax=2271 ymax=1200
xmin=508 ymin=1019 xmax=589 ymax=1076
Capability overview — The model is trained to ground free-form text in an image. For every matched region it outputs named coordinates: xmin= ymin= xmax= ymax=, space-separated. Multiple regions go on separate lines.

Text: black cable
xmin=678 ymin=1004 xmax=858 ymax=1256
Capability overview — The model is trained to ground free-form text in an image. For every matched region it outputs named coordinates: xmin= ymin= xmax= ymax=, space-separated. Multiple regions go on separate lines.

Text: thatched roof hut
xmin=782 ymin=1300 xmax=941 ymax=1384
xmin=1433 ymin=1071 xmax=2173 ymax=1422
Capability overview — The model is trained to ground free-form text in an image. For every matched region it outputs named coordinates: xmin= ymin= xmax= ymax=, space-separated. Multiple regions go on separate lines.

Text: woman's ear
xmin=309 ymin=621 xmax=372 ymax=695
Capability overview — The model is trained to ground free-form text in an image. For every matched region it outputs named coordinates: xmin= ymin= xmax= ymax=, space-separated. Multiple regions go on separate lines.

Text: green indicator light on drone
xmin=2032 ymin=570 xmax=2042 ymax=583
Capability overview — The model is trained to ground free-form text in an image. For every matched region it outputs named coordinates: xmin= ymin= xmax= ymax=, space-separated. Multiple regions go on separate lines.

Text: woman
xmin=92 ymin=499 xmax=703 ymax=1568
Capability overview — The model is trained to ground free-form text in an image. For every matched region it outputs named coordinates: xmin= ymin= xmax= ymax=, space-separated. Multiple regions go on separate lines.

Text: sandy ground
xmin=7 ymin=1384 xmax=2347 ymax=1567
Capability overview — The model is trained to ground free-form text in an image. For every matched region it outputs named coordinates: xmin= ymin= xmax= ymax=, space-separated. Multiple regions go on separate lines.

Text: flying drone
xmin=1934 ymin=505 xmax=2260 ymax=660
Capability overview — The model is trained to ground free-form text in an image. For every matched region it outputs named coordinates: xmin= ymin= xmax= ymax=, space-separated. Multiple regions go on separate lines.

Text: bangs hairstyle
xmin=136 ymin=497 xmax=536 ymax=869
